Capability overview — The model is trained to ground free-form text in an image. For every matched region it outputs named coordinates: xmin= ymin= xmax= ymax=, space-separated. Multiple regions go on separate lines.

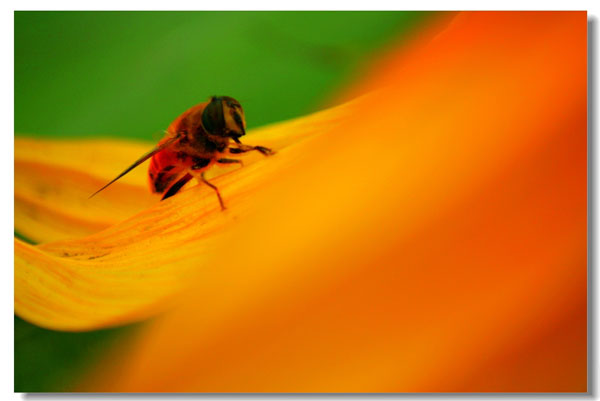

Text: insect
xmin=90 ymin=96 xmax=274 ymax=209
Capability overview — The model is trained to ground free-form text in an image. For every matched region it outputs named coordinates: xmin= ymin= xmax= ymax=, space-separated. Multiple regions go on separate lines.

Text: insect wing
xmin=89 ymin=135 xmax=180 ymax=198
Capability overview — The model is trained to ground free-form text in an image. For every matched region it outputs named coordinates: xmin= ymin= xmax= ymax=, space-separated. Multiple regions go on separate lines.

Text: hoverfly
xmin=90 ymin=96 xmax=274 ymax=210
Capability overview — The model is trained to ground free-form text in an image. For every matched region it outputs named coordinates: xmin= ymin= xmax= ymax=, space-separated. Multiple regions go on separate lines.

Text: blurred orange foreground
xmin=87 ymin=12 xmax=587 ymax=392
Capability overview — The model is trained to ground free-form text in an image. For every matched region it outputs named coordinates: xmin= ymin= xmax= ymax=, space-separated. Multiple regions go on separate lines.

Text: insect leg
xmin=231 ymin=138 xmax=274 ymax=156
xmin=200 ymin=172 xmax=226 ymax=211
xmin=161 ymin=173 xmax=193 ymax=201
xmin=217 ymin=158 xmax=244 ymax=166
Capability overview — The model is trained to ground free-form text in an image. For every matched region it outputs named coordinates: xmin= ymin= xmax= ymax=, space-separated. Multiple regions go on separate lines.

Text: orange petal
xmin=15 ymin=11 xmax=586 ymax=392
xmin=77 ymin=11 xmax=584 ymax=391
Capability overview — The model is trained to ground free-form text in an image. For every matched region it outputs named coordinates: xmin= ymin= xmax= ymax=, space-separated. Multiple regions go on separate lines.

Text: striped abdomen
xmin=148 ymin=140 xmax=192 ymax=194
xmin=147 ymin=137 xmax=218 ymax=196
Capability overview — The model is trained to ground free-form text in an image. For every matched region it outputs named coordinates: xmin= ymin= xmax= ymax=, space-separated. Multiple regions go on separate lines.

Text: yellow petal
xmin=15 ymin=102 xmax=349 ymax=243
xmin=15 ymin=97 xmax=366 ymax=331
xmin=15 ymin=138 xmax=156 ymax=242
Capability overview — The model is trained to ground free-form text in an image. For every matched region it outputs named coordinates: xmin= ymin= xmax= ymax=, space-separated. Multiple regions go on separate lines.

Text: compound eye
xmin=201 ymin=97 xmax=225 ymax=135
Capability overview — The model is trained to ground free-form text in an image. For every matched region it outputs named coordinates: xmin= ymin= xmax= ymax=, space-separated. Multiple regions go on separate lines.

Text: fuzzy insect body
xmin=91 ymin=96 xmax=274 ymax=209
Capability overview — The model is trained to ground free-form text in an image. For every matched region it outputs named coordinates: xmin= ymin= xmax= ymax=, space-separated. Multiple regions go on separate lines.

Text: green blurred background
xmin=14 ymin=11 xmax=434 ymax=392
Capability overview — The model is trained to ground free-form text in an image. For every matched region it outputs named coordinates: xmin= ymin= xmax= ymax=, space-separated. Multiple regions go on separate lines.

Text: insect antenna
xmin=89 ymin=135 xmax=179 ymax=199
